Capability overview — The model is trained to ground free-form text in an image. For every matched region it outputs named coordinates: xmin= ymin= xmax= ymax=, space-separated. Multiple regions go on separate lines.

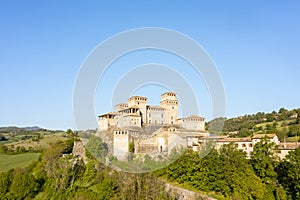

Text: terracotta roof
xmin=252 ymin=134 xmax=276 ymax=139
xmin=219 ymin=137 xmax=252 ymax=143
xmin=278 ymin=142 xmax=300 ymax=150
xmin=178 ymin=115 xmax=205 ymax=120
xmin=189 ymin=115 xmax=205 ymax=118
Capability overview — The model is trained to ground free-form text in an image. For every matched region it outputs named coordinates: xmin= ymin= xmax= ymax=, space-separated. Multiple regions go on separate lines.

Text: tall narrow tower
xmin=128 ymin=96 xmax=148 ymax=124
xmin=160 ymin=92 xmax=178 ymax=125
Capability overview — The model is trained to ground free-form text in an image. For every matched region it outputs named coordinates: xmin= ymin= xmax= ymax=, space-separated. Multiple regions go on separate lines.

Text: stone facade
xmin=98 ymin=92 xmax=205 ymax=131
xmin=97 ymin=92 xmax=208 ymax=160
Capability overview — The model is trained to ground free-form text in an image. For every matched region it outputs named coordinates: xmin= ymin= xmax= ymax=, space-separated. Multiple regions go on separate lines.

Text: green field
xmin=0 ymin=153 xmax=41 ymax=172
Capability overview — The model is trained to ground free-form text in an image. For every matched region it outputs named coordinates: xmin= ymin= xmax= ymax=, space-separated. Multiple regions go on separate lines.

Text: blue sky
xmin=0 ymin=1 xmax=300 ymax=130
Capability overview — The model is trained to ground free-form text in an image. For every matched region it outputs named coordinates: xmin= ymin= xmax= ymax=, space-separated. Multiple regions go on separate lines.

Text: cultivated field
xmin=0 ymin=153 xmax=41 ymax=172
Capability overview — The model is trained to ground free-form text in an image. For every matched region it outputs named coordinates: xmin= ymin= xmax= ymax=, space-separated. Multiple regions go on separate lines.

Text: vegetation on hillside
xmin=208 ymin=108 xmax=300 ymax=140
xmin=159 ymin=137 xmax=300 ymax=199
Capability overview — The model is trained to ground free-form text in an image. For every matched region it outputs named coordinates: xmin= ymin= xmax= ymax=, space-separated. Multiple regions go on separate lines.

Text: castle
xmin=97 ymin=92 xmax=208 ymax=160
xmin=96 ymin=92 xmax=299 ymax=161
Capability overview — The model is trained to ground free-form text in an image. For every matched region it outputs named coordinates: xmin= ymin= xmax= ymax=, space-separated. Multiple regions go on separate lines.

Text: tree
xmin=0 ymin=134 xmax=7 ymax=141
xmin=9 ymin=173 xmax=40 ymax=199
xmin=0 ymin=170 xmax=13 ymax=197
xmin=66 ymin=128 xmax=74 ymax=135
xmin=251 ymin=136 xmax=287 ymax=199
xmin=296 ymin=113 xmax=300 ymax=124
xmin=288 ymin=125 xmax=300 ymax=137
xmin=251 ymin=136 xmax=278 ymax=183
xmin=129 ymin=142 xmax=135 ymax=153
xmin=277 ymin=148 xmax=300 ymax=199
xmin=85 ymin=136 xmax=108 ymax=161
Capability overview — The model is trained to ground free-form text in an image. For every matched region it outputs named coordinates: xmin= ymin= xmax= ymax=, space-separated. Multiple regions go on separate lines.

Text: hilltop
xmin=208 ymin=107 xmax=300 ymax=141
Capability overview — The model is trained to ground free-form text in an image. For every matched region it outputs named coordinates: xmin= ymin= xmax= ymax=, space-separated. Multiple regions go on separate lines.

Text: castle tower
xmin=128 ymin=96 xmax=148 ymax=124
xmin=160 ymin=92 xmax=178 ymax=125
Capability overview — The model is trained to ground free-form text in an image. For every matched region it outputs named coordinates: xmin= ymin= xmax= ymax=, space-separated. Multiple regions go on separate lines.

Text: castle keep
xmin=97 ymin=92 xmax=208 ymax=160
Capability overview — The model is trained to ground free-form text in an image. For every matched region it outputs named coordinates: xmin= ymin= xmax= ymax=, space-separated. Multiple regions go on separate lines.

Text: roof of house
xmin=252 ymin=134 xmax=276 ymax=139
xmin=177 ymin=115 xmax=205 ymax=120
xmin=278 ymin=142 xmax=300 ymax=150
xmin=218 ymin=137 xmax=252 ymax=143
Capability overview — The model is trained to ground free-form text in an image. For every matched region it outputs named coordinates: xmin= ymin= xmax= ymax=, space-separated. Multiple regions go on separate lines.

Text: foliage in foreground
xmin=0 ymin=137 xmax=300 ymax=200
xmin=0 ymin=139 xmax=170 ymax=200
xmin=162 ymin=139 xmax=300 ymax=200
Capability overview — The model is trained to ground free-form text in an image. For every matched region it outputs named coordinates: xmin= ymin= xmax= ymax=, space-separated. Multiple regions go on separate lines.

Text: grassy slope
xmin=4 ymin=132 xmax=67 ymax=150
xmin=0 ymin=153 xmax=41 ymax=172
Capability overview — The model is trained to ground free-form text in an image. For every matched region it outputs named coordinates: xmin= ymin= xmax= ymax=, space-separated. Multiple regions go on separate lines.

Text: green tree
xmin=251 ymin=136 xmax=287 ymax=199
xmin=9 ymin=173 xmax=40 ymax=200
xmin=129 ymin=142 xmax=135 ymax=153
xmin=288 ymin=125 xmax=300 ymax=137
xmin=251 ymin=137 xmax=278 ymax=183
xmin=0 ymin=170 xmax=13 ymax=198
xmin=85 ymin=136 xmax=108 ymax=161
xmin=277 ymin=148 xmax=300 ymax=199
xmin=0 ymin=134 xmax=7 ymax=141
xmin=66 ymin=128 xmax=74 ymax=135
xmin=296 ymin=113 xmax=300 ymax=124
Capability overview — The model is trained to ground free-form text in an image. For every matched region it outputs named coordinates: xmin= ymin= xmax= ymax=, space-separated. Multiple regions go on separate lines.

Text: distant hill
xmin=208 ymin=107 xmax=300 ymax=141
xmin=23 ymin=126 xmax=42 ymax=131
xmin=0 ymin=126 xmax=44 ymax=133
xmin=0 ymin=126 xmax=25 ymax=133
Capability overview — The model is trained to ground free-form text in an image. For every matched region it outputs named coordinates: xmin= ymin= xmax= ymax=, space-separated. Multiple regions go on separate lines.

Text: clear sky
xmin=0 ymin=1 xmax=300 ymax=130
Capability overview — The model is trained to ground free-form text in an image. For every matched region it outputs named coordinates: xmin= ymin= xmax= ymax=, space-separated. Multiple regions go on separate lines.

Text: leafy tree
xmin=9 ymin=172 xmax=40 ymax=199
xmin=277 ymin=148 xmax=300 ymax=199
xmin=266 ymin=113 xmax=275 ymax=122
xmin=251 ymin=136 xmax=287 ymax=199
xmin=66 ymin=128 xmax=74 ymax=135
xmin=166 ymin=146 xmax=269 ymax=199
xmin=288 ymin=125 xmax=300 ymax=137
xmin=83 ymin=160 xmax=97 ymax=185
xmin=85 ymin=136 xmax=108 ymax=162
xmin=0 ymin=170 xmax=13 ymax=198
xmin=129 ymin=142 xmax=135 ymax=153
xmin=0 ymin=134 xmax=7 ymax=141
xmin=296 ymin=113 xmax=300 ymax=124
xmin=251 ymin=137 xmax=278 ymax=183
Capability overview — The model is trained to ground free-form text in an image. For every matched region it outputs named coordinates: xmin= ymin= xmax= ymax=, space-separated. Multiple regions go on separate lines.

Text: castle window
xmin=249 ymin=144 xmax=253 ymax=148
xmin=149 ymin=113 xmax=151 ymax=117
xmin=242 ymin=144 xmax=246 ymax=148
xmin=161 ymin=114 xmax=163 ymax=118
xmin=172 ymin=106 xmax=174 ymax=109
